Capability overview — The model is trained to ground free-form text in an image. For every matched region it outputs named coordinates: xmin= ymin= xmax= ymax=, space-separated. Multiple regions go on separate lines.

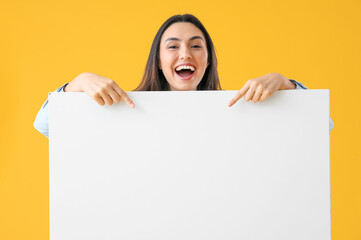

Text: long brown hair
xmin=134 ymin=14 xmax=221 ymax=91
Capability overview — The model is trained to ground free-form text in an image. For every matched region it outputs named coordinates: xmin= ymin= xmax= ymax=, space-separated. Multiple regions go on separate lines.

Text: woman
xmin=34 ymin=14 xmax=332 ymax=137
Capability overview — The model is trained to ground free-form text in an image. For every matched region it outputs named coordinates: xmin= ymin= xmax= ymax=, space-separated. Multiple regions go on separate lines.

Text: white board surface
xmin=49 ymin=90 xmax=331 ymax=240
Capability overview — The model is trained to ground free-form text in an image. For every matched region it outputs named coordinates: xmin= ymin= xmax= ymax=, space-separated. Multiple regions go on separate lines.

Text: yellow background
xmin=1 ymin=0 xmax=360 ymax=239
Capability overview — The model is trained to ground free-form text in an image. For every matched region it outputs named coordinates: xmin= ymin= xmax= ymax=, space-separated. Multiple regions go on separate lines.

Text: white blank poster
xmin=49 ymin=90 xmax=331 ymax=240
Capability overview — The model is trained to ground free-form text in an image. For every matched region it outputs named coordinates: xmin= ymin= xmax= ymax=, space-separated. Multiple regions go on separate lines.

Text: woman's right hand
xmin=64 ymin=72 xmax=135 ymax=108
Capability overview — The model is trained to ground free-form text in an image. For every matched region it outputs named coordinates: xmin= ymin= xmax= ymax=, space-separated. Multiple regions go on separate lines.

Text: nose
xmin=179 ymin=46 xmax=192 ymax=60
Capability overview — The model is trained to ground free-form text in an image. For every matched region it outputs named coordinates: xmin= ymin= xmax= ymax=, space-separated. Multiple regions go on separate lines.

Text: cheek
xmin=160 ymin=49 xmax=174 ymax=63
xmin=196 ymin=53 xmax=208 ymax=70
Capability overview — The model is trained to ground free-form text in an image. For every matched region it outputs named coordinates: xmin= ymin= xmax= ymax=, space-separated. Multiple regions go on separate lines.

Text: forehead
xmin=161 ymin=22 xmax=205 ymax=42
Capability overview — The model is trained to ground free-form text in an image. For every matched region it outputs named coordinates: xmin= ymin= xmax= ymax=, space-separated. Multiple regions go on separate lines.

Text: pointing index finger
xmin=228 ymin=82 xmax=250 ymax=107
xmin=113 ymin=85 xmax=135 ymax=108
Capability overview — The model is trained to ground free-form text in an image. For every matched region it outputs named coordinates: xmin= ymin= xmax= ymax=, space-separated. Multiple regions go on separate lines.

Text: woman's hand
xmin=64 ymin=72 xmax=135 ymax=108
xmin=228 ymin=73 xmax=296 ymax=107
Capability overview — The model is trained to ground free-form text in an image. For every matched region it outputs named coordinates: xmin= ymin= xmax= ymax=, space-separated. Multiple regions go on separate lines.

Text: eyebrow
xmin=164 ymin=36 xmax=204 ymax=44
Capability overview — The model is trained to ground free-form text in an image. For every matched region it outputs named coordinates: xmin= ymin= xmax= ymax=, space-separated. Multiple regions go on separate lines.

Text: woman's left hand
xmin=228 ymin=72 xmax=296 ymax=107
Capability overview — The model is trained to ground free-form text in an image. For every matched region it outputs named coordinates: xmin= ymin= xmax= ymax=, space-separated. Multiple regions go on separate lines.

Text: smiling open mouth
xmin=176 ymin=69 xmax=194 ymax=77
xmin=175 ymin=65 xmax=196 ymax=80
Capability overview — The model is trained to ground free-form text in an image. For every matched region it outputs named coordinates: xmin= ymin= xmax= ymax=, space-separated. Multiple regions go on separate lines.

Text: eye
xmin=168 ymin=46 xmax=177 ymax=49
xmin=192 ymin=45 xmax=201 ymax=48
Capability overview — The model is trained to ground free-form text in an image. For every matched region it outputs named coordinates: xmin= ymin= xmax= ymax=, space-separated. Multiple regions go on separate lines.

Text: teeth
xmin=175 ymin=65 xmax=195 ymax=71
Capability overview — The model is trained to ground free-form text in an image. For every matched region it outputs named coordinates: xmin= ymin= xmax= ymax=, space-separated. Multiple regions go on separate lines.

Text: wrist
xmin=63 ymin=83 xmax=69 ymax=92
xmin=65 ymin=73 xmax=87 ymax=92
xmin=281 ymin=78 xmax=296 ymax=90
xmin=64 ymin=81 xmax=79 ymax=92
xmin=286 ymin=79 xmax=297 ymax=89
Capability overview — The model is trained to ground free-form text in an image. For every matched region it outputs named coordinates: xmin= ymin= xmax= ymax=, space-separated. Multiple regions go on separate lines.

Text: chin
xmin=174 ymin=81 xmax=199 ymax=91
xmin=174 ymin=85 xmax=197 ymax=91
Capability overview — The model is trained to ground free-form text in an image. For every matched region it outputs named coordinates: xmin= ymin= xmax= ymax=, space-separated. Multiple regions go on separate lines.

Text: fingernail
xmin=130 ymin=103 xmax=135 ymax=108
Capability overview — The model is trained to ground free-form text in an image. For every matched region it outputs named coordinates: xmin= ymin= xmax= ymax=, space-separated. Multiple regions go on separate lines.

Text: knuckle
xmin=248 ymin=79 xmax=256 ymax=85
xmin=93 ymin=92 xmax=101 ymax=98
xmin=264 ymin=90 xmax=272 ymax=96
xmin=105 ymin=79 xmax=114 ymax=87
xmin=99 ymin=88 xmax=106 ymax=94
xmin=100 ymin=83 xmax=109 ymax=89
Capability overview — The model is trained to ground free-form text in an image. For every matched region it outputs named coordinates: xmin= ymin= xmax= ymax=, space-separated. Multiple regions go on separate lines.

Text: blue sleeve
xmin=33 ymin=83 xmax=69 ymax=138
xmin=289 ymin=79 xmax=334 ymax=131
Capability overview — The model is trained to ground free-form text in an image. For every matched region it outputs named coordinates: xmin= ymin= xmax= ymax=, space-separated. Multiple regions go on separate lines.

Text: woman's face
xmin=159 ymin=22 xmax=209 ymax=91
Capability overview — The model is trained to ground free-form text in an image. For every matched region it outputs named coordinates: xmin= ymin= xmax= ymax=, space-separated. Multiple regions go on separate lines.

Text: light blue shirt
xmin=33 ymin=80 xmax=334 ymax=138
